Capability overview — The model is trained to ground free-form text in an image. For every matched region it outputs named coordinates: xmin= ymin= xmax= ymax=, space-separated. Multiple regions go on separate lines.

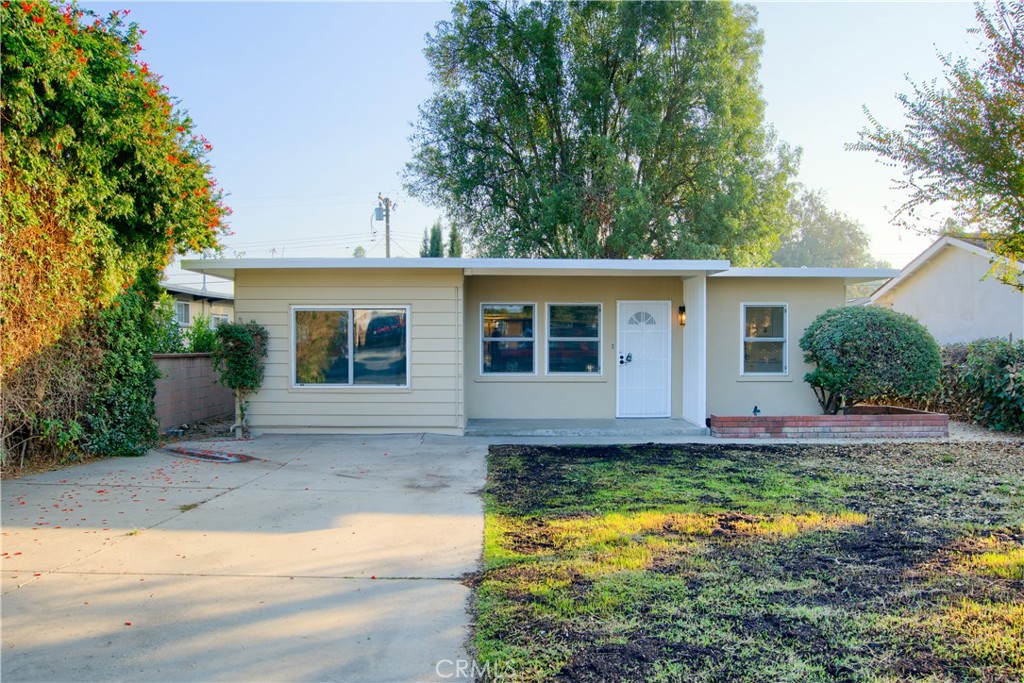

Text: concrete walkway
xmin=1 ymin=435 xmax=486 ymax=683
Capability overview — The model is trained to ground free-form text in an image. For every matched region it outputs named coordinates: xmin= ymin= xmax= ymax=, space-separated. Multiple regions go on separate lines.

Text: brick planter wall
xmin=709 ymin=406 xmax=948 ymax=439
xmin=154 ymin=354 xmax=234 ymax=431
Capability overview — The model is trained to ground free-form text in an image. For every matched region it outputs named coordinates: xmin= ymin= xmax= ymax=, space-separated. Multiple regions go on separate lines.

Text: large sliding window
xmin=482 ymin=304 xmax=535 ymax=374
xmin=293 ymin=306 xmax=408 ymax=387
xmin=742 ymin=304 xmax=787 ymax=375
xmin=547 ymin=304 xmax=601 ymax=374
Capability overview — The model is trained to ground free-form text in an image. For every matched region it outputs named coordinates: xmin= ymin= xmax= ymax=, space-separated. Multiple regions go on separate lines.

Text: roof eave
xmin=711 ymin=267 xmax=899 ymax=285
xmin=179 ymin=257 xmax=733 ymax=280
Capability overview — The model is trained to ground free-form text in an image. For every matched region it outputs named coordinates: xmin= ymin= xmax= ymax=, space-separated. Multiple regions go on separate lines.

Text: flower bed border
xmin=709 ymin=406 xmax=948 ymax=439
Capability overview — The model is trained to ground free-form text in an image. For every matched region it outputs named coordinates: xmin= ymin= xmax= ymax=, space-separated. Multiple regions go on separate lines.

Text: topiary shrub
xmin=211 ymin=321 xmax=269 ymax=438
xmin=800 ymin=307 xmax=941 ymax=414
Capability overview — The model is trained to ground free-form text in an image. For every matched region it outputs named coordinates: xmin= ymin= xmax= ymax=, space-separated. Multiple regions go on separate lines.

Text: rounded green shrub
xmin=799 ymin=307 xmax=941 ymax=414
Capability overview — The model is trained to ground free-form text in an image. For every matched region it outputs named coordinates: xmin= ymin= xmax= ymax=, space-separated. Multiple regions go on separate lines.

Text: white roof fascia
xmin=180 ymin=257 xmax=732 ymax=281
xmin=869 ymin=236 xmax=1001 ymax=302
xmin=711 ymin=267 xmax=899 ymax=285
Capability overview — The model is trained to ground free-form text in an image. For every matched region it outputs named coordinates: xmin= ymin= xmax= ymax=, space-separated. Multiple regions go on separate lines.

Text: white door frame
xmin=615 ymin=300 xmax=672 ymax=418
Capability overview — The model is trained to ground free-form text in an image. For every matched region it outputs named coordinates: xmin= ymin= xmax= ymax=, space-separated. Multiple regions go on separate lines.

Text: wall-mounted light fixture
xmin=678 ymin=306 xmax=687 ymax=327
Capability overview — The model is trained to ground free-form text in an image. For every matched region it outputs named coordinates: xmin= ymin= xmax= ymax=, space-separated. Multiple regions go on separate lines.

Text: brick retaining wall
xmin=709 ymin=407 xmax=948 ymax=439
xmin=154 ymin=354 xmax=234 ymax=431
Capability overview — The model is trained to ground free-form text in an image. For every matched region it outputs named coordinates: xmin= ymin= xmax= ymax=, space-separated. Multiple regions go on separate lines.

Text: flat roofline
xmin=180 ymin=257 xmax=732 ymax=281
xmin=711 ymin=267 xmax=899 ymax=285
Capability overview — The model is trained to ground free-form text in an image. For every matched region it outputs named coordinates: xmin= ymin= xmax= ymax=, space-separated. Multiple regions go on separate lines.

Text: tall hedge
xmin=888 ymin=339 xmax=1024 ymax=432
xmin=81 ymin=283 xmax=162 ymax=457
xmin=1 ymin=2 xmax=230 ymax=468
xmin=800 ymin=307 xmax=941 ymax=414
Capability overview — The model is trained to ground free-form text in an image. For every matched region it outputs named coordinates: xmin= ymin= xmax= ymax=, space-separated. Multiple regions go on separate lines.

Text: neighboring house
xmin=870 ymin=236 xmax=1024 ymax=344
xmin=163 ymin=283 xmax=235 ymax=329
xmin=181 ymin=258 xmax=894 ymax=434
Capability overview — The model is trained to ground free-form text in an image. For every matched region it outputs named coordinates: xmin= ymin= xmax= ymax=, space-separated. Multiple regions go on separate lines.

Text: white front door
xmin=616 ymin=301 xmax=672 ymax=418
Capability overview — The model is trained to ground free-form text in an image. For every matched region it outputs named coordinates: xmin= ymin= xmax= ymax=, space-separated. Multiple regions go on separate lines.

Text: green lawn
xmin=471 ymin=442 xmax=1024 ymax=682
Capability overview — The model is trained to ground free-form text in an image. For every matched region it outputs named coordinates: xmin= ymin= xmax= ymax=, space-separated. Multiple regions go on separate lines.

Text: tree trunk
xmin=233 ymin=390 xmax=243 ymax=439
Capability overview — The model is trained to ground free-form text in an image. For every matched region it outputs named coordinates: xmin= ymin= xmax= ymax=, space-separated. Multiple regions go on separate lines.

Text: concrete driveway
xmin=1 ymin=435 xmax=486 ymax=683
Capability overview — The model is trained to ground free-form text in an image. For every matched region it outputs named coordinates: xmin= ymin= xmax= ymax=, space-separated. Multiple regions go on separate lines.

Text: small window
xmin=293 ymin=307 xmax=408 ymax=387
xmin=210 ymin=313 xmax=229 ymax=328
xmin=548 ymin=304 xmax=601 ymax=374
xmin=742 ymin=304 xmax=787 ymax=374
xmin=174 ymin=301 xmax=190 ymax=326
xmin=482 ymin=304 xmax=534 ymax=374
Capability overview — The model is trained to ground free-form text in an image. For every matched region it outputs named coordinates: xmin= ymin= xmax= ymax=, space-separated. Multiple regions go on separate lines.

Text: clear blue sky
xmin=82 ymin=1 xmax=983 ymax=289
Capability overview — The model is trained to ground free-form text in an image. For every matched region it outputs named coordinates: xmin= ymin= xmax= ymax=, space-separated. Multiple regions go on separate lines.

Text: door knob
xmin=618 ymin=353 xmax=632 ymax=365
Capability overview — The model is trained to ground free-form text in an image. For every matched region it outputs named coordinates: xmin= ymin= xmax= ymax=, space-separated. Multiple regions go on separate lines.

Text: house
xmin=180 ymin=258 xmax=894 ymax=435
xmin=163 ymin=283 xmax=235 ymax=329
xmin=870 ymin=236 xmax=1024 ymax=344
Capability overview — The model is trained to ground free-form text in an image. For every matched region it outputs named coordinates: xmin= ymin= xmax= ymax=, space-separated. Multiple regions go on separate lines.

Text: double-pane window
xmin=742 ymin=304 xmax=787 ymax=374
xmin=294 ymin=307 xmax=408 ymax=386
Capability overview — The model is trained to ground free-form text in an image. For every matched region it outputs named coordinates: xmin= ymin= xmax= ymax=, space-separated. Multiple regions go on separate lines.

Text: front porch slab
xmin=465 ymin=418 xmax=708 ymax=438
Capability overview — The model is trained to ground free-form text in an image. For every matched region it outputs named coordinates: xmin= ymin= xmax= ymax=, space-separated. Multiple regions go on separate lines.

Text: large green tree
xmin=850 ymin=0 xmax=1023 ymax=290
xmin=405 ymin=0 xmax=797 ymax=261
xmin=773 ymin=189 xmax=889 ymax=268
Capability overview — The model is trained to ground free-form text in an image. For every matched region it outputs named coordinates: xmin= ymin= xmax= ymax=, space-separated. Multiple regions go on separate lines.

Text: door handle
xmin=618 ymin=353 xmax=632 ymax=365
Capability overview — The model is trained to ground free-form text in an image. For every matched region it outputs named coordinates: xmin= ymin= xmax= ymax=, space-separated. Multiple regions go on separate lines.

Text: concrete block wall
xmin=154 ymin=354 xmax=234 ymax=431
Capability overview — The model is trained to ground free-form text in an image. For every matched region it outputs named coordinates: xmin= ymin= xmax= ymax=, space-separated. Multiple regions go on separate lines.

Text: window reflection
xmin=483 ymin=304 xmax=534 ymax=373
xmin=354 ymin=309 xmax=407 ymax=385
xmin=548 ymin=304 xmax=601 ymax=373
xmin=294 ymin=307 xmax=407 ymax=386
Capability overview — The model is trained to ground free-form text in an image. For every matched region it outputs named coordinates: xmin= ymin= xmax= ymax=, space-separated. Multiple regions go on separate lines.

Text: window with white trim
xmin=742 ymin=304 xmax=787 ymax=374
xmin=293 ymin=306 xmax=408 ymax=386
xmin=173 ymin=301 xmax=190 ymax=326
xmin=482 ymin=304 xmax=534 ymax=374
xmin=547 ymin=304 xmax=601 ymax=374
xmin=210 ymin=313 xmax=229 ymax=328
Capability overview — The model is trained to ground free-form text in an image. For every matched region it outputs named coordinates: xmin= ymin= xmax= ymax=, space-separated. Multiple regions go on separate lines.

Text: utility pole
xmin=376 ymin=194 xmax=395 ymax=258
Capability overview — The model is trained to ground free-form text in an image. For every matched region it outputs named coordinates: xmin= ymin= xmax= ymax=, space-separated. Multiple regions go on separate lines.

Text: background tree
xmin=850 ymin=0 xmax=1023 ymax=290
xmin=774 ymin=189 xmax=890 ymax=268
xmin=406 ymin=0 xmax=797 ymax=261
xmin=1 ymin=2 xmax=229 ymax=467
xmin=447 ymin=224 xmax=464 ymax=257
xmin=352 ymin=245 xmax=367 ymax=258
xmin=420 ymin=220 xmax=446 ymax=257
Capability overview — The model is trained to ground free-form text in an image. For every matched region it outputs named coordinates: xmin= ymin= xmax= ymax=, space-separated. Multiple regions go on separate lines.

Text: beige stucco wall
xmin=172 ymin=296 xmax=234 ymax=324
xmin=706 ymin=277 xmax=847 ymax=416
xmin=234 ymin=268 xmax=464 ymax=434
xmin=874 ymin=246 xmax=1024 ymax=344
xmin=464 ymin=275 xmax=686 ymax=419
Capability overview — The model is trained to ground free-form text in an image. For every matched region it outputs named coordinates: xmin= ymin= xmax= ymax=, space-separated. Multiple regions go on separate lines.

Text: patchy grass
xmin=472 ymin=442 xmax=1024 ymax=682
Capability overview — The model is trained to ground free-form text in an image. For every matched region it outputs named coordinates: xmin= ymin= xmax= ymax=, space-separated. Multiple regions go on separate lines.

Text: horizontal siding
xmin=236 ymin=269 xmax=464 ymax=433
xmin=250 ymin=414 xmax=461 ymax=429
xmin=251 ymin=400 xmax=460 ymax=416
xmin=239 ymin=299 xmax=460 ymax=316
xmin=260 ymin=375 xmax=458 ymax=392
